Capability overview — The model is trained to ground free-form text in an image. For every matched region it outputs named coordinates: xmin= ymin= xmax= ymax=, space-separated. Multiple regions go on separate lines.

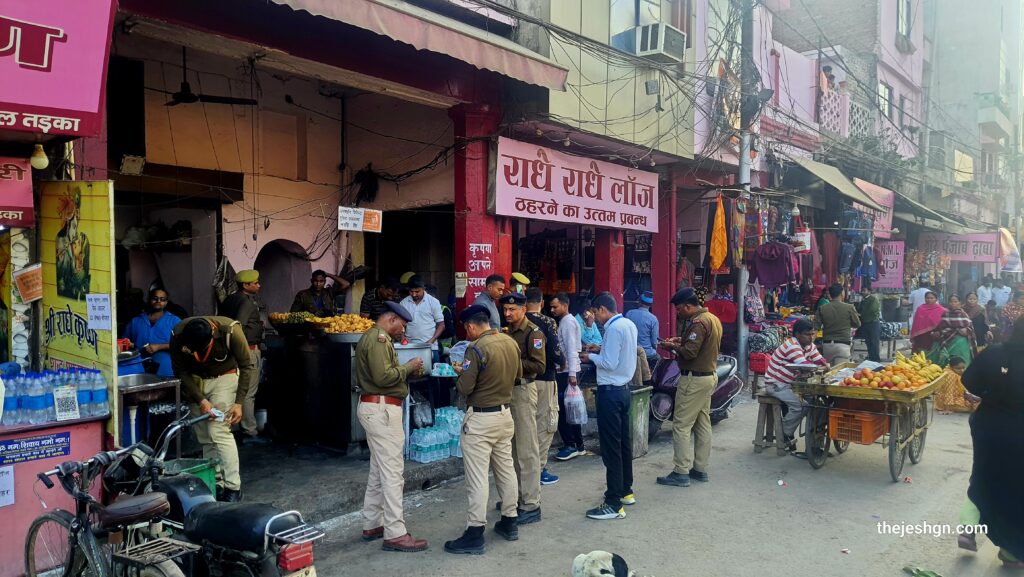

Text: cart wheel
xmin=805 ymin=406 xmax=830 ymax=469
xmin=888 ymin=406 xmax=910 ymax=482
xmin=833 ymin=440 xmax=850 ymax=454
xmin=909 ymin=399 xmax=928 ymax=464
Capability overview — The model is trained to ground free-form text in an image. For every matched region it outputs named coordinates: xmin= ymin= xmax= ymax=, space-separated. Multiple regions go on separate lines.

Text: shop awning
xmin=0 ymin=159 xmax=35 ymax=228
xmin=893 ymin=190 xmax=959 ymax=226
xmin=268 ymin=0 xmax=569 ymax=91
xmin=893 ymin=212 xmax=970 ymax=234
xmin=788 ymin=156 xmax=886 ymax=212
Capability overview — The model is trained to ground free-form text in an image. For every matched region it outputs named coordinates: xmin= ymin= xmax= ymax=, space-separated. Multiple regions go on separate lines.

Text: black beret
xmin=181 ymin=318 xmax=213 ymax=351
xmin=670 ymin=287 xmax=700 ymax=306
xmin=384 ymin=301 xmax=413 ymax=322
xmin=459 ymin=304 xmax=491 ymax=324
xmin=499 ymin=292 xmax=527 ymax=306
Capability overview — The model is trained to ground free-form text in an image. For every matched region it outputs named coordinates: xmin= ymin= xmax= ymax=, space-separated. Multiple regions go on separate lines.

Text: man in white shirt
xmin=549 ymin=292 xmax=585 ymax=461
xmin=993 ymin=277 xmax=1012 ymax=308
xmin=907 ymin=281 xmax=932 ymax=331
xmin=400 ymin=275 xmax=445 ymax=363
xmin=976 ymin=275 xmax=994 ymax=308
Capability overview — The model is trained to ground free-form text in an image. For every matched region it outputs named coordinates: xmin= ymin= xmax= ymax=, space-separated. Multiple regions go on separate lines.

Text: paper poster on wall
xmin=0 ymin=466 xmax=12 ymax=508
xmin=0 ymin=431 xmax=71 ymax=465
xmin=40 ymin=181 xmax=118 ymax=438
xmin=86 ymin=293 xmax=112 ymax=331
xmin=455 ymin=272 xmax=468 ymax=298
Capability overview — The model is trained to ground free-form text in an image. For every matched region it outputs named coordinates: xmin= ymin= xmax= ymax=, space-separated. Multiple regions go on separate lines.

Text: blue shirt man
xmin=625 ymin=291 xmax=659 ymax=359
xmin=123 ymin=289 xmax=182 ymax=377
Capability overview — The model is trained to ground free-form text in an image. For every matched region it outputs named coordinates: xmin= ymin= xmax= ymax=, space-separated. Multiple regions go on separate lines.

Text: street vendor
xmin=290 ymin=269 xmax=351 ymax=316
xmin=170 ymin=316 xmax=255 ymax=503
xmin=763 ymin=319 xmax=829 ymax=450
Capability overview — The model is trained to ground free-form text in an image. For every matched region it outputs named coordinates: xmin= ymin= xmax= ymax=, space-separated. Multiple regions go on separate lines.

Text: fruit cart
xmin=790 ymin=352 xmax=951 ymax=482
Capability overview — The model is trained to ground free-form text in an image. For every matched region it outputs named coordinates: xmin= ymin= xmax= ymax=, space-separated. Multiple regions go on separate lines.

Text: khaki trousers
xmin=241 ymin=347 xmax=262 ymax=436
xmin=461 ymin=407 xmax=518 ymax=526
xmin=822 ymin=342 xmax=852 ymax=365
xmin=357 ymin=400 xmax=408 ymax=540
xmin=510 ymin=381 xmax=541 ymax=511
xmin=190 ymin=373 xmax=242 ymax=490
xmin=534 ymin=379 xmax=558 ymax=469
xmin=672 ymin=374 xmax=716 ymax=475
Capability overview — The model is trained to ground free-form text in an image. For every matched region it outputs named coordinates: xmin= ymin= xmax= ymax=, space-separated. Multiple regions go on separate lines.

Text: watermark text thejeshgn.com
xmin=877 ymin=521 xmax=988 ymax=538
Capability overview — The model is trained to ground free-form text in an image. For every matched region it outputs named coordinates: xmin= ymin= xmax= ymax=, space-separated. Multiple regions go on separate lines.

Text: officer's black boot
xmin=494 ymin=516 xmax=519 ymax=541
xmin=444 ymin=526 xmax=485 ymax=555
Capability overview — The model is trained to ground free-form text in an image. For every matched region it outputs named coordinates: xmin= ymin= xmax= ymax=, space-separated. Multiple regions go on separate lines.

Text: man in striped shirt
xmin=764 ymin=319 xmax=828 ymax=448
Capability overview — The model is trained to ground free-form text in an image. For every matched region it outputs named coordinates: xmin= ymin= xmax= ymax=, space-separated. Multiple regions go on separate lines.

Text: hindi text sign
xmin=873 ymin=240 xmax=905 ymax=290
xmin=918 ymin=233 xmax=999 ymax=263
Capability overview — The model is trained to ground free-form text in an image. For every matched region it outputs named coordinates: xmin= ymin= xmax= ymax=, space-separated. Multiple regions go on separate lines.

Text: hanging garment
xmin=838 ymin=242 xmax=856 ymax=274
xmin=710 ymin=195 xmax=729 ymax=270
xmin=752 ymin=241 xmax=797 ymax=289
xmin=861 ymin=245 xmax=877 ymax=280
xmin=822 ymin=232 xmax=840 ymax=285
xmin=706 ymin=298 xmax=738 ymax=324
xmin=732 ymin=198 xmax=745 ymax=265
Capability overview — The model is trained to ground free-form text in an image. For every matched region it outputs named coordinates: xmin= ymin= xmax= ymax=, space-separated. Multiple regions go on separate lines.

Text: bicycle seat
xmin=99 ymin=493 xmax=171 ymax=528
xmin=185 ymin=502 xmax=301 ymax=553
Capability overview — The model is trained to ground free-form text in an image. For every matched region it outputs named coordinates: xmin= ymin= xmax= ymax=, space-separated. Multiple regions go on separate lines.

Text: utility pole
xmin=736 ymin=0 xmax=754 ymax=382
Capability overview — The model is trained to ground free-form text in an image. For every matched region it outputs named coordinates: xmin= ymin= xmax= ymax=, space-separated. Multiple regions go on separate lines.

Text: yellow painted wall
xmin=548 ymin=1 xmax=695 ymax=159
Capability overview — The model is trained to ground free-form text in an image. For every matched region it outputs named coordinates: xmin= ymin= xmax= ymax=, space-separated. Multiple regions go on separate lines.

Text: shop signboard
xmin=918 ymin=232 xmax=999 ymax=263
xmin=873 ymin=240 xmax=904 ymax=290
xmin=463 ymin=243 xmax=494 ymax=301
xmin=491 ymin=137 xmax=659 ymax=233
xmin=337 ymin=207 xmax=383 ymax=233
xmin=0 ymin=431 xmax=70 ymax=465
xmin=0 ymin=158 xmax=34 ymax=228
xmin=852 ymin=179 xmax=894 ymax=239
xmin=39 ymin=181 xmax=117 ymax=435
xmin=0 ymin=0 xmax=117 ymax=138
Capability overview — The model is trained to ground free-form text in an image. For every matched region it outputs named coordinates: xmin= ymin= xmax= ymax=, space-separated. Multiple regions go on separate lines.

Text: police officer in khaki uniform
xmin=444 ymin=305 xmax=522 ymax=555
xmin=354 ymin=301 xmax=428 ymax=552
xmin=656 ymin=288 xmax=723 ymax=487
xmin=500 ymin=292 xmax=546 ymax=525
xmin=218 ymin=269 xmax=267 ymax=445
xmin=170 ymin=317 xmax=255 ymax=502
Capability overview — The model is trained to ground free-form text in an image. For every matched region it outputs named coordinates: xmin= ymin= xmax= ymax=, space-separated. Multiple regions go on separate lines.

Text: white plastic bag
xmin=565 ymin=384 xmax=588 ymax=426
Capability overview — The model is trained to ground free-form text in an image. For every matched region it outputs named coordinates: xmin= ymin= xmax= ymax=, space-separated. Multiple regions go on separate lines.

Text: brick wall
xmin=773 ymin=0 xmax=878 ymax=55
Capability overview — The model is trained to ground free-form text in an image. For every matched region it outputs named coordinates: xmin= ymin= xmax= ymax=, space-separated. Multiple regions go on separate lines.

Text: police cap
xmin=235 ymin=269 xmax=259 ymax=283
xmin=459 ymin=304 xmax=491 ymax=324
xmin=670 ymin=287 xmax=700 ymax=306
xmin=383 ymin=301 xmax=413 ymax=323
xmin=499 ymin=292 xmax=527 ymax=307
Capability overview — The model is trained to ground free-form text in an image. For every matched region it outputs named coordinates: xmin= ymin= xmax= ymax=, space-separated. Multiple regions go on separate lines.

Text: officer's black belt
xmin=680 ymin=370 xmax=714 ymax=377
xmin=472 ymin=404 xmax=509 ymax=413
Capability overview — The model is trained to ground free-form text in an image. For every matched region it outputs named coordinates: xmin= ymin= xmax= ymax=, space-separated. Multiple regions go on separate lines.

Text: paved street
xmin=315 ymin=397 xmax=1003 ymax=577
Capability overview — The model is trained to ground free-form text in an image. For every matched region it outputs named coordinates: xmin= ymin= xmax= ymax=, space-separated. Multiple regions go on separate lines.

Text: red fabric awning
xmin=269 ymin=0 xmax=568 ymax=91
xmin=0 ymin=158 xmax=35 ymax=228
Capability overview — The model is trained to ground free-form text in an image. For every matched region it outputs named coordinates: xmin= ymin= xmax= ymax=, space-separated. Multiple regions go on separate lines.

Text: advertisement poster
xmin=873 ymin=240 xmax=905 ymax=290
xmin=39 ymin=181 xmax=117 ymax=435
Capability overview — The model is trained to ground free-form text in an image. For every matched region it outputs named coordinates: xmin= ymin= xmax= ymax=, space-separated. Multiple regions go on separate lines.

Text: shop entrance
xmin=512 ymin=220 xmax=593 ymax=300
xmin=254 ymin=240 xmax=312 ymax=315
xmin=364 ymin=205 xmax=455 ymax=298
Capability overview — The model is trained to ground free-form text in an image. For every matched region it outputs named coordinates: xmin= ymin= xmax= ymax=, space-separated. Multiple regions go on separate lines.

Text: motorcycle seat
xmin=715 ymin=361 xmax=734 ymax=382
xmin=100 ymin=493 xmax=171 ymax=528
xmin=185 ymin=501 xmax=302 ymax=552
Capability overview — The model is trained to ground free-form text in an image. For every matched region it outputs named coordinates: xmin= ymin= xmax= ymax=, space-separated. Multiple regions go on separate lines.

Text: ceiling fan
xmin=166 ymin=47 xmax=258 ymax=107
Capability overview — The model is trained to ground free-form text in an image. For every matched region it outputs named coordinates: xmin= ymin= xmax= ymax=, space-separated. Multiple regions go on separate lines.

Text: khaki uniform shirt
xmin=170 ymin=316 xmax=255 ymax=405
xmin=505 ymin=318 xmax=546 ymax=379
xmin=355 ymin=325 xmax=410 ymax=399
xmin=815 ymin=301 xmax=861 ymax=343
xmin=219 ymin=291 xmax=264 ymax=345
xmin=457 ymin=329 xmax=521 ymax=408
xmin=675 ymin=308 xmax=723 ymax=373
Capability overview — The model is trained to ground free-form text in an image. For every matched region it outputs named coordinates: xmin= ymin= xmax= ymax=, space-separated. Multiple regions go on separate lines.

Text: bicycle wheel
xmin=25 ymin=510 xmax=89 ymax=577
xmin=805 ymin=406 xmax=831 ymax=469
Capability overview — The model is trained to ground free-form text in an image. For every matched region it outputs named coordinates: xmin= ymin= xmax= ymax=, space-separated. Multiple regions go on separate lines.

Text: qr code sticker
xmin=53 ymin=387 xmax=81 ymax=420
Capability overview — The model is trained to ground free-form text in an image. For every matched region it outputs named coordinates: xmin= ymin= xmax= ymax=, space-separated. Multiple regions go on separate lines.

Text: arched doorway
xmin=253 ymin=240 xmax=311 ymax=315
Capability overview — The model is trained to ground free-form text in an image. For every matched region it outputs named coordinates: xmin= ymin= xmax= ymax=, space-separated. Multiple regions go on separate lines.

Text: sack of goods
xmin=565 ymin=384 xmax=588 ymax=426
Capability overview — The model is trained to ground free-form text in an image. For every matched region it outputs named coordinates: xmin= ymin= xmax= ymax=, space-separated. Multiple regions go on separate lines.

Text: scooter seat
xmin=716 ymin=359 xmax=735 ymax=381
xmin=100 ymin=493 xmax=171 ymax=528
xmin=184 ymin=501 xmax=302 ymax=553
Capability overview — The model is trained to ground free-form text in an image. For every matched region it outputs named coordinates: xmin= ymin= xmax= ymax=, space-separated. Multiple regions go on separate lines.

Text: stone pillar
xmin=651 ymin=188 xmax=678 ymax=337
xmin=595 ymin=228 xmax=624 ymax=310
xmin=449 ymin=103 xmax=507 ymax=312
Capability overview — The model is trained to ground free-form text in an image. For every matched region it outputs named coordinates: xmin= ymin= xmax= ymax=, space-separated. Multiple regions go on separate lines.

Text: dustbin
xmin=629 ymin=386 xmax=652 ymax=458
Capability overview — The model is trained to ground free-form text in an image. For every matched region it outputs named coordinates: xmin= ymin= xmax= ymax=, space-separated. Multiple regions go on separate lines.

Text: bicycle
xmin=25 ymin=413 xmax=209 ymax=577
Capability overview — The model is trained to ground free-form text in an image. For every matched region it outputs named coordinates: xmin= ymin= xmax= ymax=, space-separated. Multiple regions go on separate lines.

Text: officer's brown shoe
xmin=362 ymin=527 xmax=384 ymax=542
xmin=382 ymin=533 xmax=428 ymax=552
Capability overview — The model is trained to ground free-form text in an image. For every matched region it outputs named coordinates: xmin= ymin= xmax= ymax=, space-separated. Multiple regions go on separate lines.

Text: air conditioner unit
xmin=611 ymin=23 xmax=687 ymax=64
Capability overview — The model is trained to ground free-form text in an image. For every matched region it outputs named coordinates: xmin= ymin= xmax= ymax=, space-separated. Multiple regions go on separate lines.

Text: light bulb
xmin=791 ymin=205 xmax=801 ymax=217
xmin=30 ymin=144 xmax=49 ymax=170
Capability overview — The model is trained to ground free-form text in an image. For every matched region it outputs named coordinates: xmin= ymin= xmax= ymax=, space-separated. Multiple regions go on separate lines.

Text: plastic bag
xmin=565 ymin=384 xmax=588 ymax=426
xmin=448 ymin=341 xmax=470 ymax=364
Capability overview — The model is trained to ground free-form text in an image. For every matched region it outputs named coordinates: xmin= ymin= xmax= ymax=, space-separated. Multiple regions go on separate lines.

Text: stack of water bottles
xmin=1 ymin=368 xmax=109 ymax=427
xmin=408 ymin=407 xmax=466 ymax=463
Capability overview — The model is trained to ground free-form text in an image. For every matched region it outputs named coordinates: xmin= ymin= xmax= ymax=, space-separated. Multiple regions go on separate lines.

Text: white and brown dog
xmin=572 ymin=551 xmax=634 ymax=577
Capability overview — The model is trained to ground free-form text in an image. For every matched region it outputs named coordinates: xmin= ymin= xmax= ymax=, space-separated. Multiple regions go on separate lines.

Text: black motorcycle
xmin=102 ymin=411 xmax=325 ymax=577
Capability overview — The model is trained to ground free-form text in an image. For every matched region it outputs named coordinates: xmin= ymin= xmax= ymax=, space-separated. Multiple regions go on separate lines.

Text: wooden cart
xmin=790 ymin=372 xmax=949 ymax=482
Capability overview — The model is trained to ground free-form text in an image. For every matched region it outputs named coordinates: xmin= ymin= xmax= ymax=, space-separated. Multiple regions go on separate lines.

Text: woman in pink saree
xmin=911 ymin=291 xmax=945 ymax=353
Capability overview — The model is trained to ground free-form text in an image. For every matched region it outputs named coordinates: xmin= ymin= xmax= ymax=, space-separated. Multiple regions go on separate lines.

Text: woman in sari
xmin=925 ymin=294 xmax=977 ymax=367
xmin=962 ymin=292 xmax=993 ymax=347
xmin=910 ymin=291 xmax=944 ymax=353
xmin=999 ymin=291 xmax=1024 ymax=341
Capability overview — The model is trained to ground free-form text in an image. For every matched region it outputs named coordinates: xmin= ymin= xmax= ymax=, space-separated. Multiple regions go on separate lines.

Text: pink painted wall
xmin=876 ymin=0 xmax=924 ymax=158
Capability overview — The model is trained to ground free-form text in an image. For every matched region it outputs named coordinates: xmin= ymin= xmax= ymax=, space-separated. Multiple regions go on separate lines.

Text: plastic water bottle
xmin=27 ymin=374 xmax=45 ymax=424
xmin=90 ymin=370 xmax=109 ymax=417
xmin=43 ymin=372 xmax=56 ymax=423
xmin=409 ymin=430 xmax=420 ymax=463
xmin=11 ymin=376 xmax=25 ymax=425
xmin=1 ymin=376 xmax=17 ymax=426
xmin=75 ymin=370 xmax=91 ymax=418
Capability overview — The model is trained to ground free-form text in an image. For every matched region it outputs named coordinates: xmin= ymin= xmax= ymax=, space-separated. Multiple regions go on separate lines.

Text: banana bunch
xmin=892 ymin=351 xmax=944 ymax=382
